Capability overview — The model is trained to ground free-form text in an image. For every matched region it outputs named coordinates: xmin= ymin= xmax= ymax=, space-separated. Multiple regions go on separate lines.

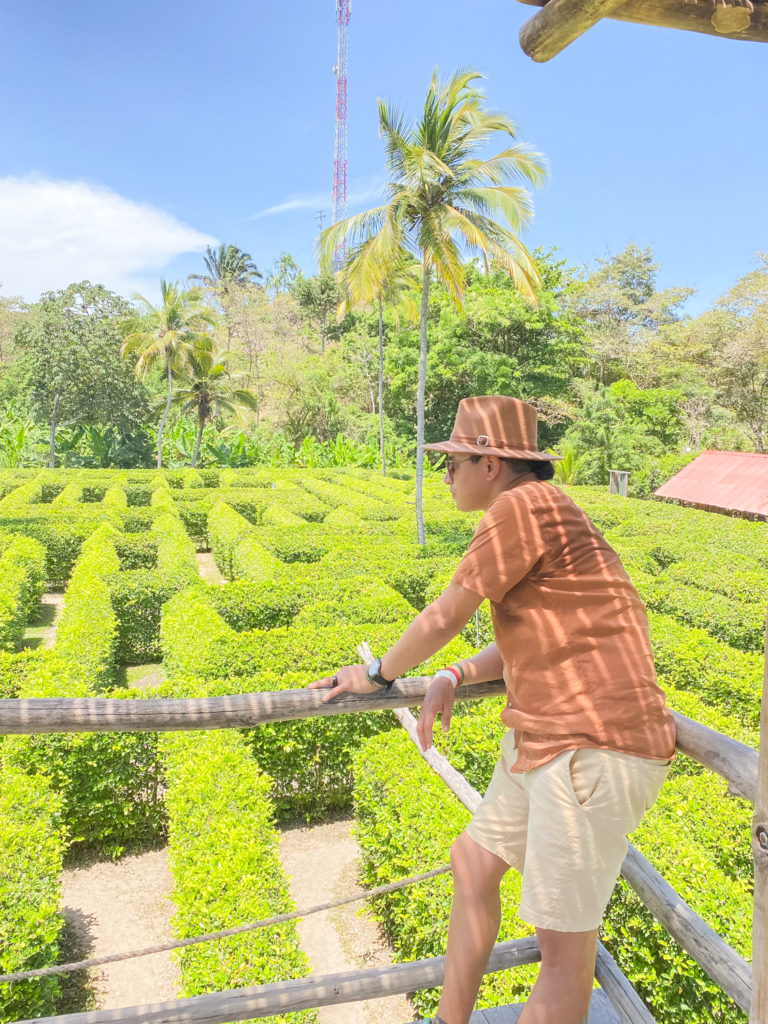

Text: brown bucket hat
xmin=423 ymin=395 xmax=560 ymax=462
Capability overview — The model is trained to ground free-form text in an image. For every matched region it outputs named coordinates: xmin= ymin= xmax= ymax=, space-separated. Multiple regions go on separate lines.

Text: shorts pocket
xmin=567 ymin=749 xmax=606 ymax=808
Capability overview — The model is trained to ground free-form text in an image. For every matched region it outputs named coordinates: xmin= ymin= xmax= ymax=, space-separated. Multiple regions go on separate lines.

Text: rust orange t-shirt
xmin=451 ymin=476 xmax=676 ymax=772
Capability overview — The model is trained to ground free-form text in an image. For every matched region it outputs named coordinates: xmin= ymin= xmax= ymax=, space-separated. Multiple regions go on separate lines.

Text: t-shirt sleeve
xmin=451 ymin=492 xmax=546 ymax=603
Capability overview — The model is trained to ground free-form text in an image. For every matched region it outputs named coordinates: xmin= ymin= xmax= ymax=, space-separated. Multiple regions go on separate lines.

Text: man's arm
xmin=307 ymin=582 xmax=482 ymax=701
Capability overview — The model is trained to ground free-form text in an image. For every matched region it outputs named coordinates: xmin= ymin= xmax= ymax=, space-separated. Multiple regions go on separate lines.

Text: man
xmin=309 ymin=395 xmax=675 ymax=1024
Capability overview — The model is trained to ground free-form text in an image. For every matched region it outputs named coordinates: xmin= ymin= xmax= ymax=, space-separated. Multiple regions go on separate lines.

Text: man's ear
xmin=485 ymin=455 xmax=503 ymax=480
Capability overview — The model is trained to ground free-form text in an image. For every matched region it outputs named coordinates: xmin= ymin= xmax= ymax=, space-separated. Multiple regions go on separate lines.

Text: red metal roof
xmin=654 ymin=450 xmax=768 ymax=519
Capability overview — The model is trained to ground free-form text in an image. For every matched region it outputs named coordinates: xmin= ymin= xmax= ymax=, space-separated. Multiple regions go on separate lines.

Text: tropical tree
xmin=320 ymin=68 xmax=546 ymax=542
xmin=337 ymin=251 xmax=420 ymax=476
xmin=191 ymin=243 xmax=262 ymax=296
xmin=172 ymin=349 xmax=260 ymax=466
xmin=121 ymin=281 xmax=214 ymax=468
xmin=190 ymin=244 xmax=262 ymax=351
xmin=14 ymin=282 xmax=150 ymax=468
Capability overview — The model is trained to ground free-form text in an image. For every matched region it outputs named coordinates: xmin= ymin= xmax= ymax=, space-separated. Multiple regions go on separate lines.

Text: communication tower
xmin=331 ymin=0 xmax=350 ymax=271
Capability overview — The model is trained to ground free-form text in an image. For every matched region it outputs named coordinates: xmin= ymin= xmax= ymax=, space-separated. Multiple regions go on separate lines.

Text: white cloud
xmin=252 ymin=177 xmax=386 ymax=219
xmin=0 ymin=176 xmax=217 ymax=301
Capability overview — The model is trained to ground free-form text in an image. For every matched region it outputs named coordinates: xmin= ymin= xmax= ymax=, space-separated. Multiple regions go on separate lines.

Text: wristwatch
xmin=365 ymin=657 xmax=396 ymax=690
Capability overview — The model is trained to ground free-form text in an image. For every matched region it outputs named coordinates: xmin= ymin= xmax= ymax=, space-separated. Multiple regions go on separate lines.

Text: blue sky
xmin=1 ymin=0 xmax=766 ymax=314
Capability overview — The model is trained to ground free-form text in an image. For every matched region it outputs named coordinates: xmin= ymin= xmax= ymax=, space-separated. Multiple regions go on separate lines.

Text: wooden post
xmin=518 ymin=0 xmax=627 ymax=62
xmin=609 ymin=470 xmax=629 ymax=497
xmin=750 ymin=607 xmax=768 ymax=1023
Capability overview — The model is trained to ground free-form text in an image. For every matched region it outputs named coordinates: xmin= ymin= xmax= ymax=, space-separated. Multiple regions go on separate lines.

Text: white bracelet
xmin=434 ymin=669 xmax=460 ymax=689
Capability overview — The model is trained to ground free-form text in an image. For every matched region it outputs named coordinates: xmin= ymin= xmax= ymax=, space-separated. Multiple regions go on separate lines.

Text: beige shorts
xmin=465 ymin=731 xmax=670 ymax=932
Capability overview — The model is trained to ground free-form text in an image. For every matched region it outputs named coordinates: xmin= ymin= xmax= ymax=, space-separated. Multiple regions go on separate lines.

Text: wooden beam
xmin=595 ymin=942 xmax=657 ymax=1024
xmin=0 ymin=679 xmax=506 ymax=735
xmin=516 ymin=0 xmax=768 ymax=48
xmin=671 ymin=709 xmax=757 ymax=803
xmin=12 ymin=938 xmax=541 ymax=1024
xmin=519 ymin=0 xmax=629 ymax=62
xmin=621 ymin=844 xmax=752 ymax=1013
xmin=750 ymin=607 xmax=768 ymax=1023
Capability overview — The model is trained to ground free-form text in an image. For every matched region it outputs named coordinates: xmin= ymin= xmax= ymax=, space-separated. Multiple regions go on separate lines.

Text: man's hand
xmin=416 ymin=675 xmax=456 ymax=751
xmin=307 ymin=663 xmax=372 ymax=703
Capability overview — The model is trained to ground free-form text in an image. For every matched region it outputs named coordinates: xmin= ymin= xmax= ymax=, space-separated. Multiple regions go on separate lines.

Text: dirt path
xmin=195 ymin=551 xmax=226 ymax=584
xmin=59 ymin=849 xmax=179 ymax=1010
xmin=21 ymin=591 xmax=64 ymax=650
xmin=279 ymin=818 xmax=414 ymax=1024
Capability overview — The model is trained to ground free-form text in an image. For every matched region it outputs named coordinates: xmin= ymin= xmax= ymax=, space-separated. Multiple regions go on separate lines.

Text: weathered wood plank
xmin=516 ymin=0 xmax=768 ymax=48
xmin=595 ymin=941 xmax=657 ymax=1024
xmin=671 ymin=709 xmax=757 ymax=803
xmin=519 ymin=0 xmax=629 ymax=61
xmin=13 ymin=938 xmax=541 ymax=1024
xmin=621 ymin=844 xmax=751 ymax=1013
xmin=0 ymin=679 xmax=506 ymax=735
xmin=750 ymin=607 xmax=768 ymax=1023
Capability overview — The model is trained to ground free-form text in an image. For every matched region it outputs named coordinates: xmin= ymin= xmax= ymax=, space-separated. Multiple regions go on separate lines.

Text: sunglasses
xmin=445 ymin=455 xmax=474 ymax=480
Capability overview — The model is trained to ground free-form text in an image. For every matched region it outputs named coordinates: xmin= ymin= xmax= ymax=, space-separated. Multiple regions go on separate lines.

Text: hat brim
xmin=423 ymin=440 xmax=561 ymax=461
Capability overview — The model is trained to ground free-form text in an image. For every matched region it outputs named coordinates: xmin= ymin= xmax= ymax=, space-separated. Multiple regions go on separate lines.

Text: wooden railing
xmin=1 ymin=680 xmax=760 ymax=1024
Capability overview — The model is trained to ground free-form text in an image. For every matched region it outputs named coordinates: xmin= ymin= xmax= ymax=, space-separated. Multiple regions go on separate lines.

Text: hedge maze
xmin=0 ymin=468 xmax=763 ymax=1023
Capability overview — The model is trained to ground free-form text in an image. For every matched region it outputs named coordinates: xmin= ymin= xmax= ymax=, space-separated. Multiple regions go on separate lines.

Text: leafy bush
xmin=3 ymin=527 xmax=165 ymax=855
xmin=161 ymin=729 xmax=316 ymax=1021
xmin=0 ymin=535 xmax=46 ymax=650
xmin=0 ymin=765 xmax=65 ymax=1022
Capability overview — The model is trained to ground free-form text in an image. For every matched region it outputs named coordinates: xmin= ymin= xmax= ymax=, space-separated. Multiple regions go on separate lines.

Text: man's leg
xmin=518 ymin=927 xmax=597 ymax=1024
xmin=435 ymin=831 xmax=511 ymax=1024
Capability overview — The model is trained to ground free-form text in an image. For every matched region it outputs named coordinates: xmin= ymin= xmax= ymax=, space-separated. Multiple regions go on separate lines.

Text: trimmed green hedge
xmin=3 ymin=527 xmax=165 ymax=855
xmin=0 ymin=535 xmax=46 ymax=650
xmin=0 ymin=763 xmax=65 ymax=1022
xmin=161 ymin=729 xmax=316 ymax=1022
xmin=649 ymin=613 xmax=761 ymax=729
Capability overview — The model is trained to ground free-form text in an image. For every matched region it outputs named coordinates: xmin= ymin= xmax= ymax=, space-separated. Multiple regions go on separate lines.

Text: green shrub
xmin=161 ymin=729 xmax=316 ymax=1021
xmin=639 ymin=578 xmax=764 ymax=654
xmin=0 ymin=764 xmax=65 ymax=1022
xmin=3 ymin=527 xmax=165 ymax=855
xmin=649 ymin=613 xmax=761 ymax=729
xmin=0 ymin=535 xmax=46 ymax=650
xmin=110 ymin=512 xmax=199 ymax=662
xmin=0 ymin=648 xmax=42 ymax=699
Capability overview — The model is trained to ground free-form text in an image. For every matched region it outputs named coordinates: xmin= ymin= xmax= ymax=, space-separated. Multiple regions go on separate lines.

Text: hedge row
xmin=160 ymin=580 xmax=474 ymax=817
xmin=640 ymin=578 xmax=764 ymax=654
xmin=109 ymin=508 xmax=200 ymax=663
xmin=161 ymin=729 xmax=316 ymax=1022
xmin=648 ymin=612 xmax=761 ymax=730
xmin=3 ymin=526 xmax=165 ymax=855
xmin=207 ymin=501 xmax=282 ymax=582
xmin=0 ymin=764 xmax=65 ymax=1022
xmin=0 ymin=535 xmax=46 ymax=651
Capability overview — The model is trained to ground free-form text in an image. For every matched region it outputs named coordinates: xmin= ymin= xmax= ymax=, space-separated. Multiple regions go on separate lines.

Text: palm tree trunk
xmin=157 ymin=362 xmax=173 ymax=469
xmin=415 ymin=263 xmax=430 ymax=545
xmin=191 ymin=412 xmax=205 ymax=468
xmin=378 ymin=295 xmax=386 ymax=477
xmin=48 ymin=392 xmax=60 ymax=469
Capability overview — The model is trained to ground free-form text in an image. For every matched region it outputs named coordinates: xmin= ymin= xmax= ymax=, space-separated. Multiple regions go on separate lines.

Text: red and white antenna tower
xmin=331 ymin=0 xmax=350 ymax=271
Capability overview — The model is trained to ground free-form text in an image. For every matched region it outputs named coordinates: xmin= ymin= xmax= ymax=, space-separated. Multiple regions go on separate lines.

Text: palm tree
xmin=121 ymin=281 xmax=214 ymax=468
xmin=191 ymin=243 xmax=262 ymax=295
xmin=321 ymin=68 xmax=547 ymax=543
xmin=191 ymin=244 xmax=262 ymax=350
xmin=173 ymin=350 xmax=260 ymax=467
xmin=337 ymin=250 xmax=420 ymax=476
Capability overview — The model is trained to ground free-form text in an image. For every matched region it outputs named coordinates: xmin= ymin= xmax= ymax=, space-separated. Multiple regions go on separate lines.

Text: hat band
xmin=451 ymin=433 xmax=536 ymax=451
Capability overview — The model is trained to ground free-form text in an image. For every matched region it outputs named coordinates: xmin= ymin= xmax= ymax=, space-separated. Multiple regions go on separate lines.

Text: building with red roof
xmin=654 ymin=450 xmax=768 ymax=521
